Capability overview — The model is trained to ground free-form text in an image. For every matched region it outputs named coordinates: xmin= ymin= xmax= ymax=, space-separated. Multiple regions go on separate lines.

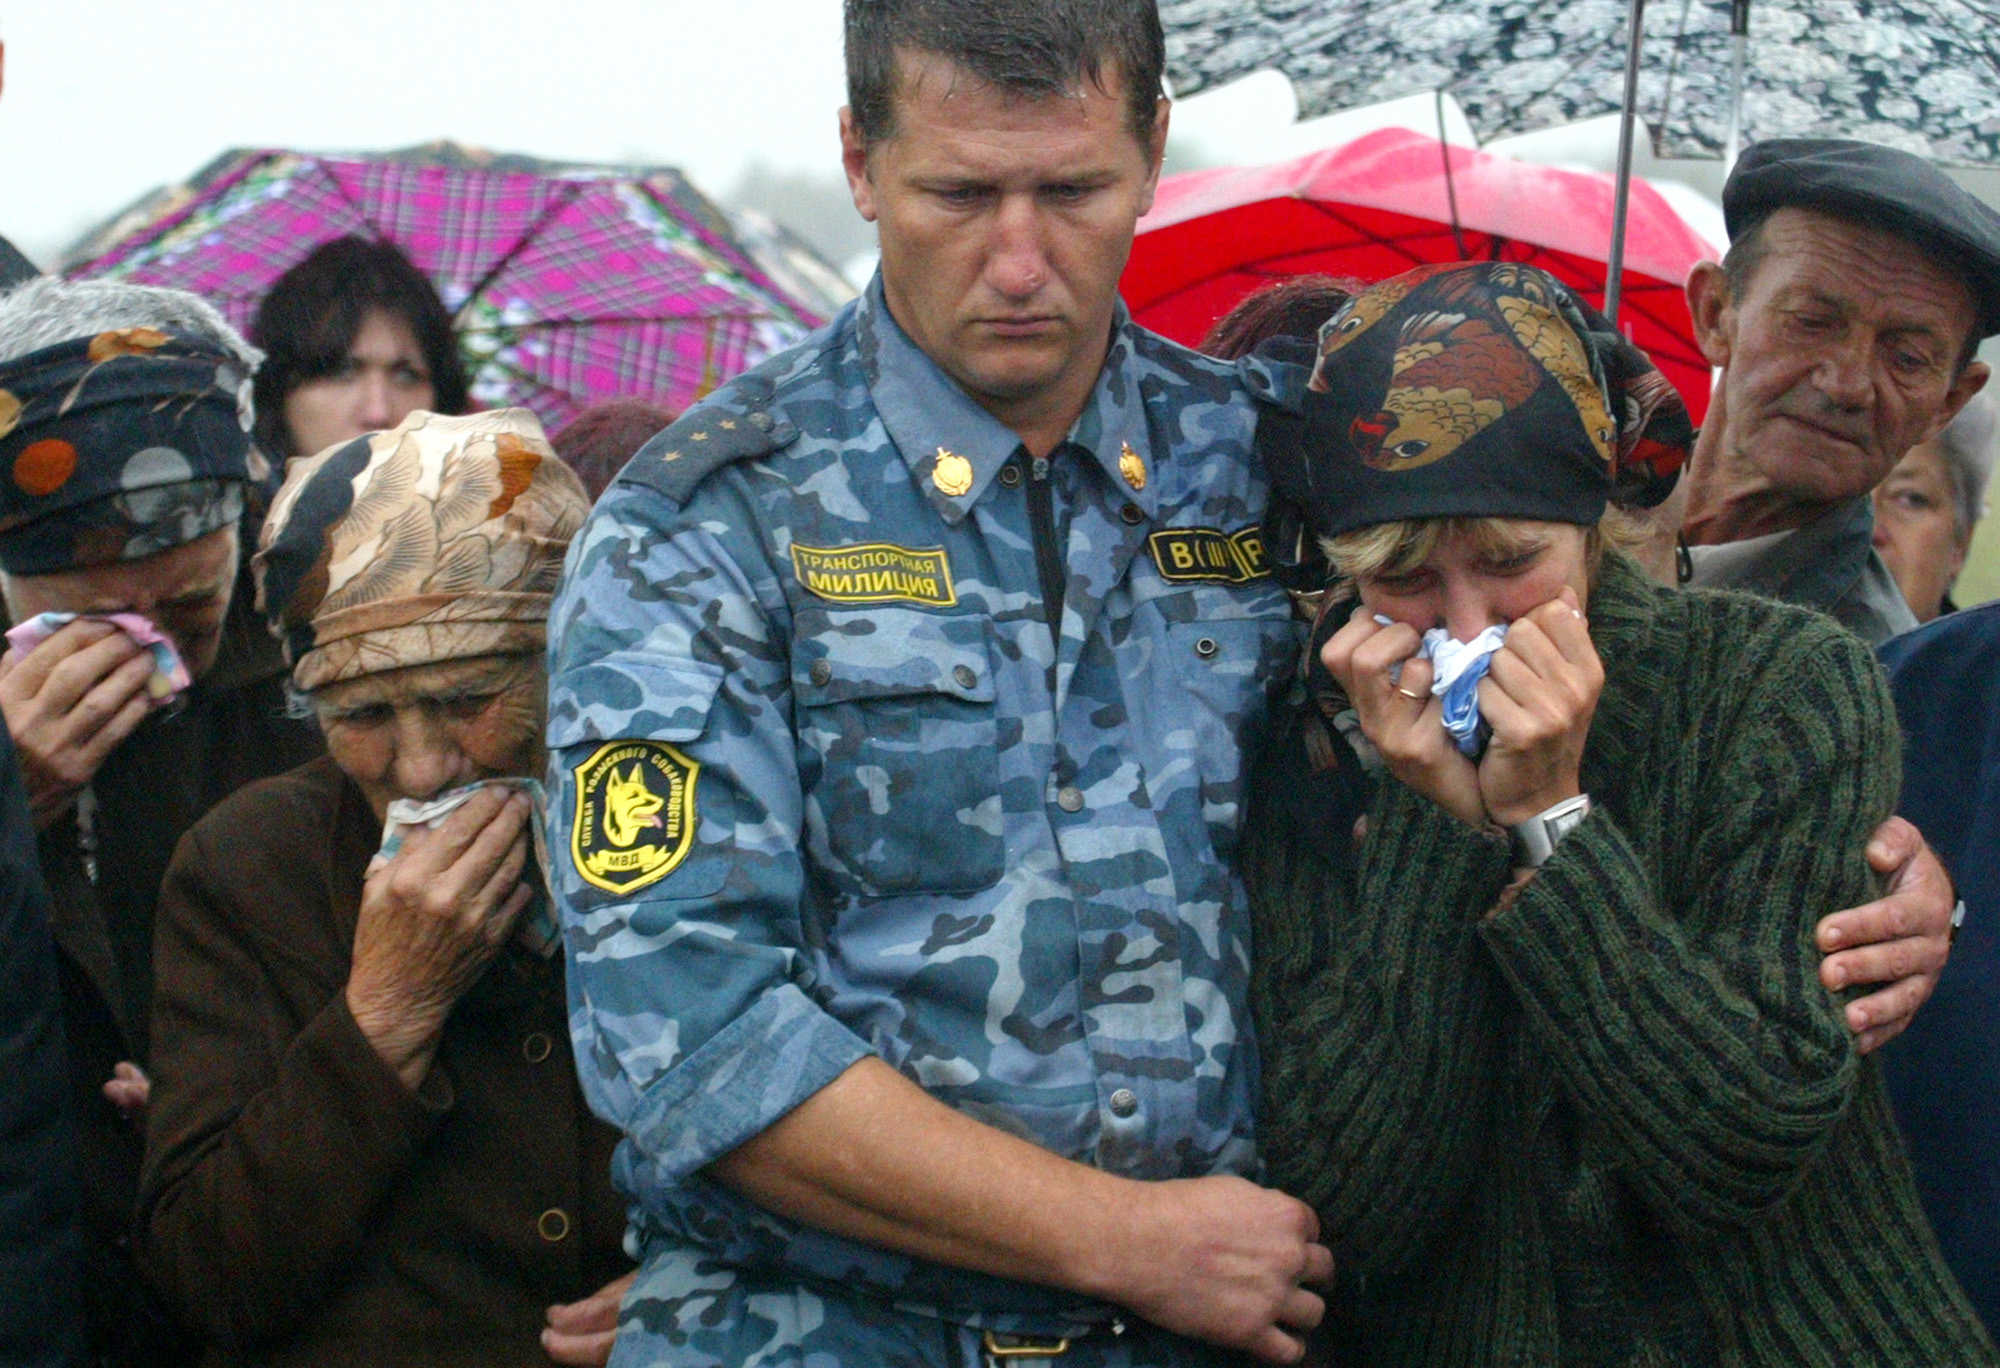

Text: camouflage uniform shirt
xmin=546 ymin=276 xmax=1301 ymax=1365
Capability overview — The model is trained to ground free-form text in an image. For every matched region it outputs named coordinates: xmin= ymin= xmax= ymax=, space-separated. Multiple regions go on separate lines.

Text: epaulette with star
xmin=613 ymin=375 xmax=799 ymax=506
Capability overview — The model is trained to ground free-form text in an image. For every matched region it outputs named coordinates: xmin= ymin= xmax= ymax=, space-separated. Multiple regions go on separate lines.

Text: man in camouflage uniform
xmin=546 ymin=3 xmax=1329 ymax=1363
xmin=546 ymin=4 xmax=1960 ymax=1365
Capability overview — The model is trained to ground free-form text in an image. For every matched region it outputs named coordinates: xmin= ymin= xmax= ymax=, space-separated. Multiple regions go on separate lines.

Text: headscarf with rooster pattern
xmin=1254 ymin=262 xmax=1691 ymax=595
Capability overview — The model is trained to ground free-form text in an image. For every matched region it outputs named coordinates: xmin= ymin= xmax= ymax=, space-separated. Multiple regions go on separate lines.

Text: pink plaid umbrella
xmin=64 ymin=143 xmax=846 ymax=431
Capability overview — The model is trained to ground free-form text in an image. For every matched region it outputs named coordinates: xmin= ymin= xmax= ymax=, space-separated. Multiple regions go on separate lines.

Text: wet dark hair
xmin=844 ymin=0 xmax=1165 ymax=149
xmin=550 ymin=399 xmax=680 ymax=503
xmin=250 ymin=237 xmax=469 ymax=459
xmin=1199 ymin=275 xmax=1361 ymax=361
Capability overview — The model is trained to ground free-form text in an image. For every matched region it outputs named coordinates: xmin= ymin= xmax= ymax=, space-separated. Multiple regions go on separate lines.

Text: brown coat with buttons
xmin=137 ymin=756 xmax=629 ymax=1368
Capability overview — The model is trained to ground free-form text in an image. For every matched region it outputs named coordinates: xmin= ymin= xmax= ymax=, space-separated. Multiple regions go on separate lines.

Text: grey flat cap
xmin=1723 ymin=137 xmax=2000 ymax=337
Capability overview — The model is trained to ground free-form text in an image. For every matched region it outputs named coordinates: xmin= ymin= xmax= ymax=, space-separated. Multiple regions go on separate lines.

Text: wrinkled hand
xmin=543 ymin=1271 xmax=634 ymax=1366
xmin=1108 ymin=1175 xmax=1333 ymax=1364
xmin=102 ymin=1061 xmax=151 ymax=1120
xmin=1817 ymin=815 xmax=1952 ymax=1054
xmin=1323 ymin=606 xmax=1484 ymax=828
xmin=1474 ymin=589 xmax=1602 ymax=828
xmin=345 ymin=787 xmax=533 ymax=1088
xmin=0 ymin=620 xmax=156 ymax=827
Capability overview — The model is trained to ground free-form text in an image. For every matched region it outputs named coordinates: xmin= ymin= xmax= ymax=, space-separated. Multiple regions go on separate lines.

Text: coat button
xmin=1109 ymin=1088 xmax=1139 ymax=1118
xmin=537 ymin=1208 xmax=571 ymax=1243
xmin=809 ymin=660 xmax=833 ymax=687
xmin=749 ymin=411 xmax=774 ymax=431
xmin=522 ymin=1032 xmax=553 ymax=1064
xmin=1056 ymin=785 xmax=1085 ymax=813
xmin=999 ymin=464 xmax=1023 ymax=488
xmin=953 ymin=664 xmax=977 ymax=689
xmin=1194 ymin=637 xmax=1219 ymax=658
xmin=1120 ymin=503 xmax=1143 ymax=525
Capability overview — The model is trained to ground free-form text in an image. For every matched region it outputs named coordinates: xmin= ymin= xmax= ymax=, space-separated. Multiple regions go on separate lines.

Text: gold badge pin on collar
xmin=1119 ymin=442 xmax=1148 ymax=492
xmin=933 ymin=447 xmax=974 ymax=498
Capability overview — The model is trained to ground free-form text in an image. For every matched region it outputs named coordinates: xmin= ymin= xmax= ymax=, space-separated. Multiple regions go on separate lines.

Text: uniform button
xmin=749 ymin=411 xmax=774 ymax=431
xmin=1109 ymin=1088 xmax=1139 ymax=1118
xmin=522 ymin=1032 xmax=553 ymax=1064
xmin=1194 ymin=637 xmax=1219 ymax=659
xmin=999 ymin=463 xmax=1023 ymax=488
xmin=953 ymin=664 xmax=977 ymax=689
xmin=1056 ymin=785 xmax=1085 ymax=813
xmin=1119 ymin=503 xmax=1143 ymax=525
xmin=809 ymin=659 xmax=833 ymax=687
xmin=537 ymin=1208 xmax=571 ymax=1243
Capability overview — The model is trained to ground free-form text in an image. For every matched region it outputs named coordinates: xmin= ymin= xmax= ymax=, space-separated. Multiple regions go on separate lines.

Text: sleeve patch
xmin=571 ymin=740 xmax=700 ymax=894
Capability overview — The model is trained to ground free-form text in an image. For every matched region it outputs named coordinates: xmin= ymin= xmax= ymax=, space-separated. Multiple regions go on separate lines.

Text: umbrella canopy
xmin=1161 ymin=0 xmax=2000 ymax=165
xmin=1124 ymin=128 xmax=1721 ymax=419
xmin=63 ymin=143 xmax=847 ymax=431
xmin=0 ymin=232 xmax=35 ymax=289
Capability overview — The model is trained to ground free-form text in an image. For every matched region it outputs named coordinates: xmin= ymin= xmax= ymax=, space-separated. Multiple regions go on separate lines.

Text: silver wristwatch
xmin=1508 ymin=794 xmax=1592 ymax=868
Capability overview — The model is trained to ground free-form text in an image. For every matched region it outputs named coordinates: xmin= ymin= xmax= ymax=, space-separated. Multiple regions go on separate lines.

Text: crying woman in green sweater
xmin=1246 ymin=262 xmax=1995 ymax=1366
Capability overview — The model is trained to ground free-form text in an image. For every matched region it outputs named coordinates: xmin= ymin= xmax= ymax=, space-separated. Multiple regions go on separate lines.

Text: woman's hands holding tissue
xmin=1323 ymin=587 xmax=1602 ymax=831
xmin=1473 ymin=587 xmax=1602 ymax=828
xmin=1323 ymin=607 xmax=1487 ymax=829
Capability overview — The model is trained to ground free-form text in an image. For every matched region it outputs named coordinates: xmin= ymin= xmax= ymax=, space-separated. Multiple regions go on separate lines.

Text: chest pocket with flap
xmin=792 ymin=606 xmax=1004 ymax=898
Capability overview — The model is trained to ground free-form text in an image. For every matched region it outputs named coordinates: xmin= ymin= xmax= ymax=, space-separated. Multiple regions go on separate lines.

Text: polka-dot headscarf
xmin=0 ymin=328 xmax=270 ymax=574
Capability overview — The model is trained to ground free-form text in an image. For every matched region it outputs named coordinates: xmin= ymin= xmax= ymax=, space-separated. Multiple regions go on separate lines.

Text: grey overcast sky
xmin=2 ymin=1 xmax=855 ymax=265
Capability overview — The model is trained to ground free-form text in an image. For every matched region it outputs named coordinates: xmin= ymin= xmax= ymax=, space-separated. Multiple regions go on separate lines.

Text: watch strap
xmin=1508 ymin=793 xmax=1592 ymax=868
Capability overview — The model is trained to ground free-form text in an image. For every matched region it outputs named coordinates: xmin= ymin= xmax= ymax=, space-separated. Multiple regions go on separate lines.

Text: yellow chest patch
xmin=1147 ymin=527 xmax=1270 ymax=585
xmin=790 ymin=541 xmax=958 ymax=607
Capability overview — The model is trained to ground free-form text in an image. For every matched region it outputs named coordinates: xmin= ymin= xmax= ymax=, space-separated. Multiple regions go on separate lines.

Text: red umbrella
xmin=1123 ymin=127 xmax=1721 ymax=420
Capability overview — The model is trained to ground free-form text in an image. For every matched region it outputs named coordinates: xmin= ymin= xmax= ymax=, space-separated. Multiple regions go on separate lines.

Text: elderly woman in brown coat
xmin=138 ymin=410 xmax=631 ymax=1367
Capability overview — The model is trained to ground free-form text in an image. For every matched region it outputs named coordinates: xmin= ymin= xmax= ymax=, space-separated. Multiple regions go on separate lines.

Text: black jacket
xmin=0 ymin=722 xmax=83 ymax=1368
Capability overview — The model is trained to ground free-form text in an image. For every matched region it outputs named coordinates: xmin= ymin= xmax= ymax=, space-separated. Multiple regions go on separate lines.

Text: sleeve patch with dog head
xmin=570 ymin=741 xmax=700 ymax=895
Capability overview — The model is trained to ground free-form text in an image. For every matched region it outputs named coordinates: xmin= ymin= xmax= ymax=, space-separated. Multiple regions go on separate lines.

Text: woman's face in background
xmin=1356 ymin=519 xmax=1591 ymax=642
xmin=281 ymin=308 xmax=435 ymax=458
xmin=1871 ymin=439 xmax=1966 ymax=623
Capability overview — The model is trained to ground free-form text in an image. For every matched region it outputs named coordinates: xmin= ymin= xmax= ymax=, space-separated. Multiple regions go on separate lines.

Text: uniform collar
xmin=858 ymin=272 xmax=1159 ymax=525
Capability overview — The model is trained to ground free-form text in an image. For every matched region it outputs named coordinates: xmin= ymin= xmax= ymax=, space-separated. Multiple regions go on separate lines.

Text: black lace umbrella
xmin=1164 ymin=0 xmax=2000 ymax=319
xmin=1162 ymin=1 xmax=2000 ymax=166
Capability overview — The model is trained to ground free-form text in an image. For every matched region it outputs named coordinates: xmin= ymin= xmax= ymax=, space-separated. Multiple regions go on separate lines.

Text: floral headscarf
xmin=0 ymin=328 xmax=270 ymax=573
xmin=254 ymin=408 xmax=587 ymax=691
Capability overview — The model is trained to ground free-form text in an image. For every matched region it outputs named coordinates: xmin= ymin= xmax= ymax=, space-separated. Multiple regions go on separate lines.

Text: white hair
xmin=0 ymin=276 xmax=261 ymax=370
xmin=1933 ymin=389 xmax=2000 ymax=538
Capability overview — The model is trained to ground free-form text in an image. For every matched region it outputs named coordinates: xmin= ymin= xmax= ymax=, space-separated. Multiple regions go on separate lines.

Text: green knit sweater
xmin=1247 ymin=554 xmax=1996 ymax=1366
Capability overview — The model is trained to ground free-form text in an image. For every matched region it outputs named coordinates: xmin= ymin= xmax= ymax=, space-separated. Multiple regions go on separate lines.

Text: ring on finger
xmin=1394 ymin=684 xmax=1425 ymax=701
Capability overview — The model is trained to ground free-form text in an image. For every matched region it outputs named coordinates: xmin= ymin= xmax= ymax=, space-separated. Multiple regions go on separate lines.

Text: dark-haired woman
xmin=250 ymin=236 xmax=469 ymax=461
xmin=1246 ymin=262 xmax=1995 ymax=1365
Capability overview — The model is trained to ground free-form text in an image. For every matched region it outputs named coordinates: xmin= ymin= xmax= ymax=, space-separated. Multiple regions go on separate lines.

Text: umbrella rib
xmin=453 ymin=180 xmax=590 ymax=324
xmin=1301 ymin=200 xmax=1456 ymax=271
xmin=1653 ymin=0 xmax=1699 ymax=132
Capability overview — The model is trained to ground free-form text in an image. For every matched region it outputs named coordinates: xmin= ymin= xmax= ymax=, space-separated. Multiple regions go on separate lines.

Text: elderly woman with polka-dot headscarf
xmin=0 ymin=274 xmax=324 ymax=1366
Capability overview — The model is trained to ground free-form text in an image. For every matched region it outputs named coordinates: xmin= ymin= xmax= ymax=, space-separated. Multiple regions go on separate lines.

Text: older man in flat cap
xmin=1679 ymin=137 xmax=2000 ymax=643
xmin=0 ymin=276 xmax=322 ymax=1366
xmin=1674 ymin=137 xmax=2000 ymax=1335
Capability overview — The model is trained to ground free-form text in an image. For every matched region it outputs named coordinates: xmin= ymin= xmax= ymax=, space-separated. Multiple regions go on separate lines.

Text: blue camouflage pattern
xmin=546 ymin=274 xmax=1302 ymax=1365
